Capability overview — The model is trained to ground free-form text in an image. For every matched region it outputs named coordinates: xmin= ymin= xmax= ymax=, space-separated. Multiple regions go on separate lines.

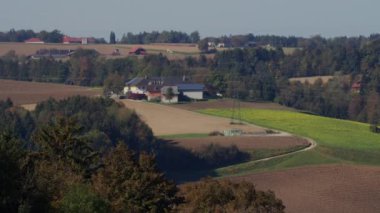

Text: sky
xmin=0 ymin=0 xmax=379 ymax=39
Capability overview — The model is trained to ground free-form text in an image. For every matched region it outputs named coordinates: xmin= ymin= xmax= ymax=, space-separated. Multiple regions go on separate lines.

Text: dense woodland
xmin=0 ymin=97 xmax=285 ymax=212
xmin=119 ymin=31 xmax=200 ymax=44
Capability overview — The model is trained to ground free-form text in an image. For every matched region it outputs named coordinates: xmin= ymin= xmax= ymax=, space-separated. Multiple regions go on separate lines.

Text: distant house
xmin=25 ymin=38 xmax=44 ymax=44
xmin=129 ymin=47 xmax=147 ymax=55
xmin=351 ymin=81 xmax=361 ymax=93
xmin=124 ymin=76 xmax=204 ymax=103
xmin=63 ymin=36 xmax=95 ymax=44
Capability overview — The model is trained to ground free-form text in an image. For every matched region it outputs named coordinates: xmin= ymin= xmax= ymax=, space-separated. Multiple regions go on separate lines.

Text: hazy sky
xmin=1 ymin=0 xmax=379 ymax=39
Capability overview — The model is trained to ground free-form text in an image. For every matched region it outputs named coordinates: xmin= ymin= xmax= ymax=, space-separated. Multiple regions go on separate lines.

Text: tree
xmin=0 ymin=133 xmax=25 ymax=212
xmin=32 ymin=117 xmax=101 ymax=179
xmin=190 ymin=31 xmax=200 ymax=43
xmin=93 ymin=143 xmax=181 ymax=212
xmin=164 ymin=87 xmax=175 ymax=103
xmin=109 ymin=31 xmax=116 ymax=44
xmin=198 ymin=39 xmax=209 ymax=52
xmin=103 ymin=73 xmax=125 ymax=96
xmin=59 ymin=184 xmax=110 ymax=213
xmin=180 ymin=178 xmax=285 ymax=213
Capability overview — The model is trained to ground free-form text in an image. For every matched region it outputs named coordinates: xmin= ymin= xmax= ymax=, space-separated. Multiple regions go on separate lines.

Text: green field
xmin=201 ymin=108 xmax=380 ymax=176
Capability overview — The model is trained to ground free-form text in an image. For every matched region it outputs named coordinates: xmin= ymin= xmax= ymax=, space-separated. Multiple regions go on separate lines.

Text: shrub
xmin=59 ymin=184 xmax=110 ymax=213
xmin=370 ymin=124 xmax=380 ymax=133
xmin=196 ymin=144 xmax=249 ymax=168
xmin=208 ymin=131 xmax=224 ymax=136
xmin=180 ymin=178 xmax=285 ymax=213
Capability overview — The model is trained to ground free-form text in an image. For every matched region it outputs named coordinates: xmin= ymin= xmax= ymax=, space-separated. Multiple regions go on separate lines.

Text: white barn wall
xmin=183 ymin=91 xmax=203 ymax=100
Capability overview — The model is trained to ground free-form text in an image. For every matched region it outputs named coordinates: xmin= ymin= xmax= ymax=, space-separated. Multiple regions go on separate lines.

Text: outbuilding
xmin=177 ymin=83 xmax=204 ymax=100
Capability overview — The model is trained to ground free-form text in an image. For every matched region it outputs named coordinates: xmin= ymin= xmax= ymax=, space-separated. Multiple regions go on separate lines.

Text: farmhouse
xmin=124 ymin=76 xmax=204 ymax=102
xmin=63 ymin=36 xmax=96 ymax=44
xmin=24 ymin=38 xmax=44 ymax=44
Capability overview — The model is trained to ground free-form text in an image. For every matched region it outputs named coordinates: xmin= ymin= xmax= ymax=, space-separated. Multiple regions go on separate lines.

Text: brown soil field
xmin=120 ymin=100 xmax=267 ymax=136
xmin=0 ymin=79 xmax=101 ymax=105
xmin=173 ymin=99 xmax=294 ymax=111
xmin=230 ymin=164 xmax=380 ymax=213
xmin=172 ymin=136 xmax=308 ymax=151
xmin=0 ymin=42 xmax=200 ymax=59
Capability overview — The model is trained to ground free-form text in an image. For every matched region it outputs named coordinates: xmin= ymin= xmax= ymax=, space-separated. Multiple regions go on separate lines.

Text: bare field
xmin=231 ymin=165 xmax=380 ymax=213
xmin=0 ymin=79 xmax=101 ymax=105
xmin=171 ymin=136 xmax=308 ymax=151
xmin=0 ymin=42 xmax=200 ymax=59
xmin=120 ymin=100 xmax=267 ymax=136
xmin=173 ymin=99 xmax=294 ymax=111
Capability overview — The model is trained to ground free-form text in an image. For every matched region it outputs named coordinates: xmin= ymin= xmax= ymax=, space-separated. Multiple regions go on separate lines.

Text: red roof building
xmin=24 ymin=38 xmax=44 ymax=44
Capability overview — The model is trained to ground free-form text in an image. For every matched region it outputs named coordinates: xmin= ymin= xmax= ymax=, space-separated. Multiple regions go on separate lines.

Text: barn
xmin=178 ymin=84 xmax=204 ymax=100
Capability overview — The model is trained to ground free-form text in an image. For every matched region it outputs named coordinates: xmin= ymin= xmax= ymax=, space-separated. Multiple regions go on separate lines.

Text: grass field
xmin=200 ymin=108 xmax=380 ymax=175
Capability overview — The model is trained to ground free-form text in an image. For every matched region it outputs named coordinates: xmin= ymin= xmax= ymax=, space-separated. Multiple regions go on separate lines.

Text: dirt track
xmin=231 ymin=165 xmax=380 ymax=213
xmin=0 ymin=79 xmax=101 ymax=105
xmin=120 ymin=100 xmax=267 ymax=136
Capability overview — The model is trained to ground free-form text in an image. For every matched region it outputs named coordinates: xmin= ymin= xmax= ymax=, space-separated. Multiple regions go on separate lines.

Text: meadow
xmin=201 ymin=108 xmax=380 ymax=175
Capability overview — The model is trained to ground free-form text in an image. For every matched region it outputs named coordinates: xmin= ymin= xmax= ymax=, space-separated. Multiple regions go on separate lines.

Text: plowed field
xmin=231 ymin=165 xmax=380 ymax=213
xmin=0 ymin=79 xmax=101 ymax=105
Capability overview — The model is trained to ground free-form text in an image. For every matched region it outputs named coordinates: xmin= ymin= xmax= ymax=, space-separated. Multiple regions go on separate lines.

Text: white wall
xmin=183 ymin=91 xmax=203 ymax=100
xmin=161 ymin=95 xmax=178 ymax=103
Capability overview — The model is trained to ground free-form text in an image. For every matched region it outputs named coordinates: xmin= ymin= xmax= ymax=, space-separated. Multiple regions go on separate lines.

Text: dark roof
xmin=126 ymin=77 xmax=203 ymax=92
xmin=126 ymin=77 xmax=144 ymax=86
xmin=126 ymin=77 xmax=185 ymax=87
xmin=177 ymin=83 xmax=204 ymax=91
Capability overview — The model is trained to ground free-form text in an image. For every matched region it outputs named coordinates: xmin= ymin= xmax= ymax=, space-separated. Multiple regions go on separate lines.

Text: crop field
xmin=201 ymin=108 xmax=380 ymax=172
xmin=0 ymin=42 xmax=201 ymax=59
xmin=0 ymin=79 xmax=101 ymax=106
xmin=196 ymin=108 xmax=380 ymax=212
xmin=231 ymin=164 xmax=380 ymax=213
xmin=120 ymin=100 xmax=267 ymax=136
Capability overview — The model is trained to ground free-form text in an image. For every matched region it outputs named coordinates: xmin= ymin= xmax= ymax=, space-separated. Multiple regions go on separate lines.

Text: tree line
xmin=0 ymin=97 xmax=285 ymax=212
xmin=1 ymin=34 xmax=380 ymax=125
xmin=0 ymin=29 xmax=64 ymax=43
xmin=119 ymin=30 xmax=200 ymax=44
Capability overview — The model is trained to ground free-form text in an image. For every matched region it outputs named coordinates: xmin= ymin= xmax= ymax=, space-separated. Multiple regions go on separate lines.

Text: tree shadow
xmin=155 ymin=138 xmax=249 ymax=183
